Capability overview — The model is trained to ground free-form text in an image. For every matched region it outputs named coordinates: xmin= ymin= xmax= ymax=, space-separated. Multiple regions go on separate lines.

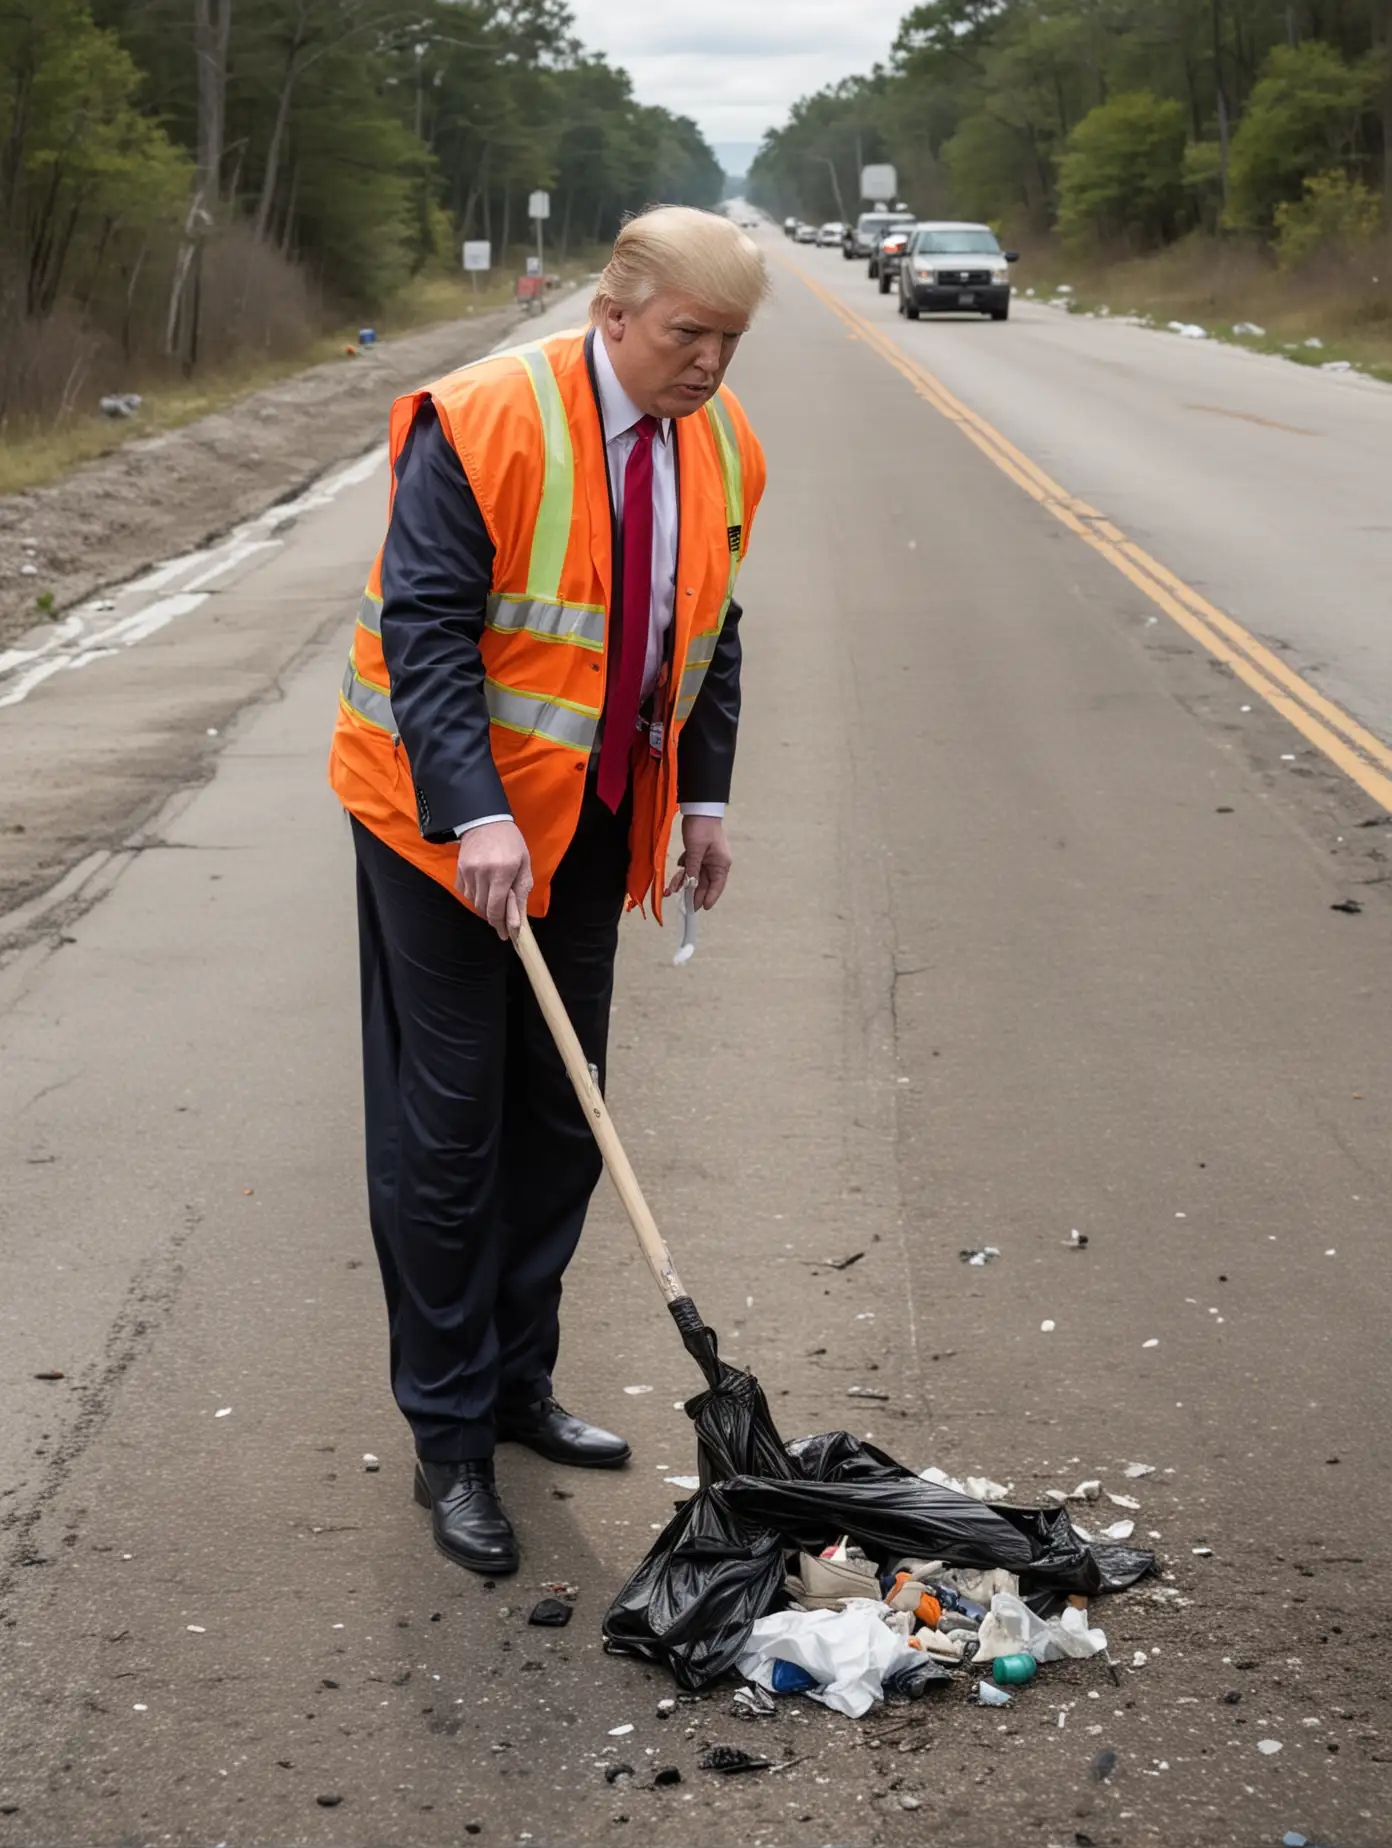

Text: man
xmin=328 ymin=206 xmax=768 ymax=1574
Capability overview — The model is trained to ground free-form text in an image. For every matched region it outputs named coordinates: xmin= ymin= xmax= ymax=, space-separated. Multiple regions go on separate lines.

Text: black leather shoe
xmin=496 ymin=1396 xmax=631 ymax=1469
xmin=413 ymin=1459 xmax=519 ymax=1575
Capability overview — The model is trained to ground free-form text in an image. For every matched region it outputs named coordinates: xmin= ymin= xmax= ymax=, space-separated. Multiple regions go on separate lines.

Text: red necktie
xmin=596 ymin=414 xmax=659 ymax=813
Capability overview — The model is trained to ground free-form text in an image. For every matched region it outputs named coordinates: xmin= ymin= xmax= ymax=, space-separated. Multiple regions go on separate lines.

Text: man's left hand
xmin=665 ymin=815 xmax=732 ymax=910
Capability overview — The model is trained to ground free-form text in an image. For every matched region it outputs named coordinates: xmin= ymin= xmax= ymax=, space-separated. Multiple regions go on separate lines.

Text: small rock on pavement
xmin=528 ymin=1598 xmax=572 ymax=1627
xmin=604 ymin=1764 xmax=634 ymax=1785
xmin=315 ymin=1794 xmax=342 ymax=1808
xmin=656 ymin=1698 xmax=677 ymax=1717
xmin=900 ymin=1794 xmax=922 ymax=1810
xmin=363 ymin=1453 xmax=380 ymax=1471
xmin=1091 ymin=1749 xmax=1117 ymax=1783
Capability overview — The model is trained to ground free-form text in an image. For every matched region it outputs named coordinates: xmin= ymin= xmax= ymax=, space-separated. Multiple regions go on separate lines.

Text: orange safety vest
xmin=328 ymin=326 xmax=766 ymax=920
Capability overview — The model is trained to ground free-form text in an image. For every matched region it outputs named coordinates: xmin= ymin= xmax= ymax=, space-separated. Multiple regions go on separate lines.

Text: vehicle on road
xmin=846 ymin=207 xmax=916 ymax=263
xmin=897 ymin=222 xmax=1018 ymax=321
xmin=793 ymin=222 xmax=818 ymax=244
xmin=816 ymin=221 xmax=846 ymax=247
xmin=783 ymin=216 xmax=798 ymax=238
xmin=874 ymin=226 xmax=914 ymax=293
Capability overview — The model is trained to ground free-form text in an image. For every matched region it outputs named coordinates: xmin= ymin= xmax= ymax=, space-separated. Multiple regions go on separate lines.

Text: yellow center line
xmin=786 ymin=260 xmax=1392 ymax=816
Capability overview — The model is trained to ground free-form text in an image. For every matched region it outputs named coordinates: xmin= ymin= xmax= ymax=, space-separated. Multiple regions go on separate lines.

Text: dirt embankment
xmin=0 ymin=309 xmax=522 ymax=652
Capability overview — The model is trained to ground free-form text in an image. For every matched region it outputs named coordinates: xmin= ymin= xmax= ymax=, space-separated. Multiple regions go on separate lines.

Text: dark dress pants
xmin=351 ymin=790 xmax=629 ymax=1462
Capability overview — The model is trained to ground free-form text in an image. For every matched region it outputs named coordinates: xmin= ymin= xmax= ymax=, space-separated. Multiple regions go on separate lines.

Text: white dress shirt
xmin=459 ymin=330 xmax=723 ymax=833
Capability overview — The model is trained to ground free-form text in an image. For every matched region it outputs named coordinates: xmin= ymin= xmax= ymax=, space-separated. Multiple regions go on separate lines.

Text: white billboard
xmin=860 ymin=164 xmax=898 ymax=203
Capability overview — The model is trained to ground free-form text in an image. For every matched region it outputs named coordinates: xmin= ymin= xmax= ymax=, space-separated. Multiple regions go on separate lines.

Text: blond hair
xmin=591 ymin=206 xmax=770 ymax=325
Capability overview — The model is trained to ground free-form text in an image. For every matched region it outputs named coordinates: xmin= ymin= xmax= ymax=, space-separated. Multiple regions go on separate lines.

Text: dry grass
xmin=0 ymin=243 xmax=608 ymax=497
xmin=1016 ymin=232 xmax=1392 ymax=381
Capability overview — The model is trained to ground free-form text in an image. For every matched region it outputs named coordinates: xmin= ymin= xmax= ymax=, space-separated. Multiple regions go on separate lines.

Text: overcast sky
xmin=563 ymin=0 xmax=909 ymax=159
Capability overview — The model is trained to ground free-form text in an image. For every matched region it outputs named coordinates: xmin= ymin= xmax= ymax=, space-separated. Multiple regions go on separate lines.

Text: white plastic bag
xmin=735 ymin=1600 xmax=921 ymax=1719
xmin=974 ymin=1590 xmax=1107 ymax=1665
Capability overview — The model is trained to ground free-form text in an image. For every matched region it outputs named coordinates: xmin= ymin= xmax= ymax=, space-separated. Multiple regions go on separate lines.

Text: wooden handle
xmin=512 ymin=916 xmax=688 ymax=1306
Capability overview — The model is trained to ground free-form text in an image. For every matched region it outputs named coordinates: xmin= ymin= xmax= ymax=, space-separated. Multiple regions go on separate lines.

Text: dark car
xmin=845 ymin=208 xmax=916 ymax=265
xmin=897 ymin=222 xmax=1018 ymax=321
xmin=874 ymin=226 xmax=914 ymax=294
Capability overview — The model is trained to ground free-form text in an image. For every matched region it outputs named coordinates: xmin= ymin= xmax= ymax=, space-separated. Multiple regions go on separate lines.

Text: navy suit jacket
xmin=379 ymin=398 xmax=744 ymax=844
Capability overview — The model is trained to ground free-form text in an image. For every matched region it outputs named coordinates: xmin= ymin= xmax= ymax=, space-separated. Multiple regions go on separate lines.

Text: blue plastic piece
xmin=770 ymin=1659 xmax=817 ymax=1694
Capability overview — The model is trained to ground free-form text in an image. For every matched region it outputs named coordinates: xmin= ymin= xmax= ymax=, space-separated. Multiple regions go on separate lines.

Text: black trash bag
xmin=604 ymin=1430 xmax=1153 ymax=1690
xmin=992 ymin=1504 xmax=1156 ymax=1610
xmin=671 ymin=1307 xmax=799 ymax=1487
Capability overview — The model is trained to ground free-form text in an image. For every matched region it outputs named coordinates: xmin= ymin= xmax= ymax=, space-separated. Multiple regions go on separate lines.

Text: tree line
xmin=748 ymin=0 xmax=1392 ymax=262
xmin=1 ymin=0 xmax=723 ymax=424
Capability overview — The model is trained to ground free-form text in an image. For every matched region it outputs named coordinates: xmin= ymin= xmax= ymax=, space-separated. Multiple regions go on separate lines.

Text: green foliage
xmin=3 ymin=0 xmax=727 ymax=426
xmin=1273 ymin=169 xmax=1382 ymax=267
xmin=1225 ymin=42 xmax=1381 ymax=232
xmin=1056 ymin=93 xmax=1189 ymax=250
xmin=749 ymin=0 xmax=1390 ymax=251
xmin=1 ymin=0 xmax=190 ymax=316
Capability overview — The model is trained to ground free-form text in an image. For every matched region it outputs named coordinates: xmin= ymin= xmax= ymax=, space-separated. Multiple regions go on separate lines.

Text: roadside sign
xmin=462 ymin=240 xmax=491 ymax=272
xmin=860 ymin=163 xmax=897 ymax=203
xmin=525 ymin=255 xmax=542 ymax=277
xmin=528 ymin=190 xmax=551 ymax=221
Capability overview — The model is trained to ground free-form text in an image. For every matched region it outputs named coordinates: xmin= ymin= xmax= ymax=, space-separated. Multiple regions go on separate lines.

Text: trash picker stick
xmin=513 ymin=917 xmax=695 ymax=1327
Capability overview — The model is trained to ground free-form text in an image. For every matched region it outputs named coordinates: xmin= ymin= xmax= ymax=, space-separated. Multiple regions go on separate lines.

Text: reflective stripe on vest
xmin=671 ymin=395 xmax=746 ymax=722
xmin=519 ymin=346 xmax=574 ymax=601
xmin=340 ymin=653 xmax=598 ymax=754
xmin=358 ymin=590 xmax=383 ymax=635
xmin=486 ymin=594 xmax=605 ymax=650
xmin=341 ymin=656 xmax=395 ymax=733
xmin=484 ymin=679 xmax=598 ymax=751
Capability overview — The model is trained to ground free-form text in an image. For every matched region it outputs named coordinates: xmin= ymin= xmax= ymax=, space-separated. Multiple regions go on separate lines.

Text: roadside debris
xmin=847 ymin=1385 xmax=890 ymax=1401
xmin=826 ymin=1251 xmax=864 ymax=1271
xmin=1123 ymin=1463 xmax=1155 ymax=1478
xmin=959 ymin=1246 xmax=1001 ymax=1266
xmin=362 ymin=1453 xmax=379 ymax=1472
xmin=1092 ymin=1748 xmax=1118 ymax=1782
xmin=622 ymin=1384 xmax=653 ymax=1395
xmin=1167 ymin=320 xmax=1207 ymax=339
xmin=977 ymin=1680 xmax=1012 ymax=1706
xmin=1065 ymin=1229 xmax=1088 ymax=1249
xmin=991 ymin=1652 xmax=1037 ymax=1686
xmin=699 ymin=1745 xmax=773 ymax=1774
xmin=528 ymin=1599 xmax=572 ymax=1627
xmin=603 ymin=1763 xmax=634 ymax=1784
xmin=605 ymin=1432 xmax=1153 ymax=1724
xmin=1232 ymin=321 xmax=1266 ymax=336
xmin=99 ymin=393 xmax=143 ymax=418
xmin=1258 ymin=1738 xmax=1284 ymax=1755
xmin=1330 ymin=899 xmax=1363 ymax=915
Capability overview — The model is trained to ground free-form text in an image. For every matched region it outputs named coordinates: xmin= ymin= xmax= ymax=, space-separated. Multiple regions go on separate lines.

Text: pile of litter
xmin=603 ymin=1431 xmax=1153 ymax=1719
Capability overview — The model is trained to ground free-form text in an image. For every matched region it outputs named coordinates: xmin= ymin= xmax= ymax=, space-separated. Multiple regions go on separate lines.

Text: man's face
xmin=602 ymin=291 xmax=748 ymax=420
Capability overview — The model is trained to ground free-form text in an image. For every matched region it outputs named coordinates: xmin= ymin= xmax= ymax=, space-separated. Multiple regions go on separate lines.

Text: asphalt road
xmin=2 ymin=250 xmax=1391 ymax=1847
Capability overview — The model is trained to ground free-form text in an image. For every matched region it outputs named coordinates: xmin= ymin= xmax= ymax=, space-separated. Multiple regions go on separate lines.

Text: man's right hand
xmin=455 ymin=820 xmax=532 ymax=939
